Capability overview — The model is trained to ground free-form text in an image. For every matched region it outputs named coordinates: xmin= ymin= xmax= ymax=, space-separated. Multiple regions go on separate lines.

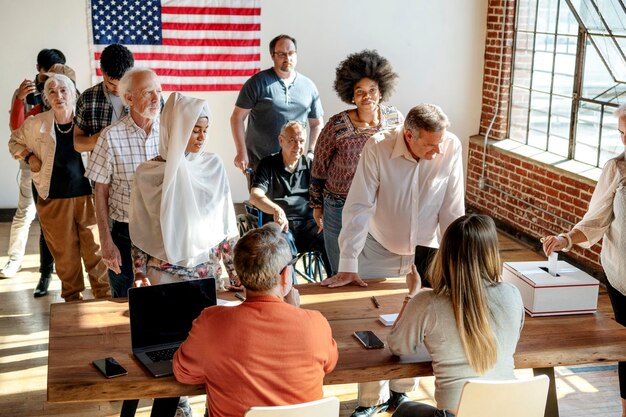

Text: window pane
xmin=582 ymin=40 xmax=623 ymax=99
xmin=550 ymin=95 xmax=573 ymax=136
xmin=594 ymin=0 xmax=626 ymax=34
xmin=599 ymin=107 xmax=624 ymax=165
xmin=510 ymin=87 xmax=531 ymax=143
xmin=536 ymin=0 xmax=559 ymax=33
xmin=574 ymin=103 xmax=602 ymax=165
xmin=517 ymin=0 xmax=539 ymax=32
xmin=548 ymin=94 xmax=572 ymax=157
xmin=557 ymin=0 xmax=579 ymax=35
xmin=548 ymin=134 xmax=570 ymax=156
xmin=528 ymin=91 xmax=551 ymax=149
xmin=588 ymin=34 xmax=626 ymax=82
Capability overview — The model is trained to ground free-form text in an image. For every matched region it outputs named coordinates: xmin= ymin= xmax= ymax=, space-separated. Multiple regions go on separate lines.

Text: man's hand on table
xmin=320 ymin=272 xmax=367 ymax=288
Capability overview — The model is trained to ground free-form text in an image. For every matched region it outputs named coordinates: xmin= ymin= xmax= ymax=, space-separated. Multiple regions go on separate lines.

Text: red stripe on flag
xmin=162 ymin=38 xmax=260 ymax=47
xmin=161 ymin=83 xmax=244 ymax=92
xmin=96 ymin=68 xmax=259 ymax=77
xmin=155 ymin=68 xmax=259 ymax=77
xmin=161 ymin=7 xmax=260 ymax=15
xmin=161 ymin=22 xmax=260 ymax=31
xmin=94 ymin=52 xmax=260 ymax=62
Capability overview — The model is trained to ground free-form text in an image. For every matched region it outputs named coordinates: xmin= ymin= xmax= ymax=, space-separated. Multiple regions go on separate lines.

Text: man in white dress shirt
xmin=321 ymin=103 xmax=465 ymax=417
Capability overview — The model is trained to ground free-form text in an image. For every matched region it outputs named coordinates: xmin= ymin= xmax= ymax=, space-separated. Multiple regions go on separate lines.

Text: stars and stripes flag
xmin=87 ymin=0 xmax=261 ymax=91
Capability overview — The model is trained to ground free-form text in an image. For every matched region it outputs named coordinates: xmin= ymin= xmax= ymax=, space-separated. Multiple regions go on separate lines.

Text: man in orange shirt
xmin=173 ymin=223 xmax=338 ymax=417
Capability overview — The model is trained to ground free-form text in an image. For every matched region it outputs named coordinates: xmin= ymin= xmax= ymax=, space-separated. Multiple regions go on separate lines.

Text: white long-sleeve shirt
xmin=338 ymin=125 xmax=465 ymax=273
xmin=574 ymin=154 xmax=625 ymax=248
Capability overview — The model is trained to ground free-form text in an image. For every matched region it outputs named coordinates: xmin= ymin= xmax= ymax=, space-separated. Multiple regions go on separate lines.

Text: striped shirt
xmin=85 ymin=114 xmax=159 ymax=223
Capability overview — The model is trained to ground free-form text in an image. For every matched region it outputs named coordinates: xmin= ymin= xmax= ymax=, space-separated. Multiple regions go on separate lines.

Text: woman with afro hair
xmin=310 ymin=50 xmax=402 ymax=276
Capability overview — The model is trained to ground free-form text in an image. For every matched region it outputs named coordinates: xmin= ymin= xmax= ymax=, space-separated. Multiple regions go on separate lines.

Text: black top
xmin=48 ymin=123 xmax=92 ymax=199
xmin=252 ymin=152 xmax=313 ymax=221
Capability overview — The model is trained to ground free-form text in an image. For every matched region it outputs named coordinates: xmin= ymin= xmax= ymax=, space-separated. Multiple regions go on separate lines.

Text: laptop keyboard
xmin=146 ymin=347 xmax=178 ymax=362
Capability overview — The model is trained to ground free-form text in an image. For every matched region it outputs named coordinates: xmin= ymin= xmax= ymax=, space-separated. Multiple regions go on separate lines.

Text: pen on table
xmin=371 ymin=296 xmax=381 ymax=309
xmin=235 ymin=293 xmax=246 ymax=302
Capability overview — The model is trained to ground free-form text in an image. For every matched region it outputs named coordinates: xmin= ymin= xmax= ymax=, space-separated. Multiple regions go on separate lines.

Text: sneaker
xmin=0 ymin=259 xmax=22 ymax=278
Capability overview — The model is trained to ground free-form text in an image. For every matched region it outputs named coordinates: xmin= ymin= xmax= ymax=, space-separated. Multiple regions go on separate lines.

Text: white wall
xmin=0 ymin=0 xmax=487 ymax=207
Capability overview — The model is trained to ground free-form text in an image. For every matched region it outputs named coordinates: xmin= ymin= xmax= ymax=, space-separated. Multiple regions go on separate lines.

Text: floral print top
xmin=131 ymin=235 xmax=239 ymax=284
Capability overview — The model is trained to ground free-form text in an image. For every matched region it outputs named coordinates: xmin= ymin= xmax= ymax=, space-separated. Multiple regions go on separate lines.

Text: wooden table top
xmin=47 ymin=279 xmax=626 ymax=403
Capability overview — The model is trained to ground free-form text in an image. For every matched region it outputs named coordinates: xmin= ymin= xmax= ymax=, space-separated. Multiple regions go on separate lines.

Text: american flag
xmin=87 ymin=0 xmax=261 ymax=91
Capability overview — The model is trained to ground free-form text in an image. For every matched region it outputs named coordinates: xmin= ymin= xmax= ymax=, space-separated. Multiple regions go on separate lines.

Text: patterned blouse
xmin=131 ymin=235 xmax=239 ymax=285
xmin=309 ymin=104 xmax=404 ymax=208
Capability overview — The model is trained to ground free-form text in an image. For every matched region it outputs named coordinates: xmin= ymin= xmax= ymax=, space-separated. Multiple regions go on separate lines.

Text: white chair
xmin=456 ymin=375 xmax=550 ymax=417
xmin=244 ymin=396 xmax=340 ymax=417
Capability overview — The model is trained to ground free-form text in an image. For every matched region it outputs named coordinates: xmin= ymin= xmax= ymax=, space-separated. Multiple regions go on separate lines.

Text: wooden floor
xmin=0 ymin=222 xmax=622 ymax=416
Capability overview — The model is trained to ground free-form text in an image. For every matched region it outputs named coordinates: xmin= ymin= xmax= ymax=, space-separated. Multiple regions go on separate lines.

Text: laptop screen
xmin=128 ymin=279 xmax=217 ymax=350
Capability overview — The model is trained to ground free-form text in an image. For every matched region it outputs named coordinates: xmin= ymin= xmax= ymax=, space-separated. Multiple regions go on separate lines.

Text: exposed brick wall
xmin=467 ymin=137 xmax=602 ymax=273
xmin=479 ymin=0 xmax=516 ymax=139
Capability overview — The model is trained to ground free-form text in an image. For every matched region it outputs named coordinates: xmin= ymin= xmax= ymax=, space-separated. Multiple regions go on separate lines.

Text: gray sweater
xmin=388 ymin=282 xmax=524 ymax=411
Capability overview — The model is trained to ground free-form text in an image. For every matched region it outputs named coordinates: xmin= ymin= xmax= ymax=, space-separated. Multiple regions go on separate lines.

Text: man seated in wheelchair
xmin=249 ymin=120 xmax=332 ymax=277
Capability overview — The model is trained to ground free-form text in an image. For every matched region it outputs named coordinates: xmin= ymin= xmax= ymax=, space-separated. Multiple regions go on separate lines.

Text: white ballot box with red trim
xmin=502 ymin=260 xmax=600 ymax=317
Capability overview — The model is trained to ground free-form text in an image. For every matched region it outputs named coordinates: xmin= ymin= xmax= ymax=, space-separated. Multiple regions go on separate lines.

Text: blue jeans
xmin=322 ymin=195 xmax=345 ymax=276
xmin=393 ymin=401 xmax=454 ymax=417
xmin=108 ymin=221 xmax=134 ymax=298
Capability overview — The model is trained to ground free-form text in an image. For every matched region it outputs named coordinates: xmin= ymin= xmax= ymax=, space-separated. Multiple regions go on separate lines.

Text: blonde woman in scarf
xmin=129 ymin=92 xmax=240 ymax=291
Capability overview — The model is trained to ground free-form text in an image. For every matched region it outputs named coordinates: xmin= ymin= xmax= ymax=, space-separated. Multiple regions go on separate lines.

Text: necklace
xmin=54 ymin=119 xmax=74 ymax=134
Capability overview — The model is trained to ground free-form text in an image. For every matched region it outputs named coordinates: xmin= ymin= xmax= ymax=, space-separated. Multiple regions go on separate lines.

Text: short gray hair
xmin=279 ymin=120 xmax=307 ymax=138
xmin=43 ymin=74 xmax=77 ymax=107
xmin=233 ymin=223 xmax=293 ymax=292
xmin=614 ymin=103 xmax=626 ymax=119
xmin=118 ymin=67 xmax=157 ymax=106
xmin=404 ymin=103 xmax=450 ymax=137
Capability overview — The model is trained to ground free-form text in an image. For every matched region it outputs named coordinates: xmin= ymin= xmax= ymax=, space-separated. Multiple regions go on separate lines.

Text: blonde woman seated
xmin=129 ymin=93 xmax=239 ymax=290
xmin=388 ymin=214 xmax=524 ymax=417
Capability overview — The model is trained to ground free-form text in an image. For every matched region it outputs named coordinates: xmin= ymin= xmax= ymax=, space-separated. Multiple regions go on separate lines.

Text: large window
xmin=511 ymin=0 xmax=626 ymax=168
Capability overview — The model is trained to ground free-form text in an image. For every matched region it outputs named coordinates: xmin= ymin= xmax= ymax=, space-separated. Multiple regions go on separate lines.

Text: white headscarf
xmin=129 ymin=93 xmax=238 ymax=267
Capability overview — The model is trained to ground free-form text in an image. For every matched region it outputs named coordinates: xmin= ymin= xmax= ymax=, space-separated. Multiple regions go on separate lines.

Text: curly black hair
xmin=100 ymin=44 xmax=134 ymax=80
xmin=334 ymin=49 xmax=398 ymax=105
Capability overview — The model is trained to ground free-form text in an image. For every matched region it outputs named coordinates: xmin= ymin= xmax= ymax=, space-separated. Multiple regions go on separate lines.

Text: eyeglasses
xmin=280 ymin=255 xmax=299 ymax=275
xmin=273 ymin=51 xmax=297 ymax=59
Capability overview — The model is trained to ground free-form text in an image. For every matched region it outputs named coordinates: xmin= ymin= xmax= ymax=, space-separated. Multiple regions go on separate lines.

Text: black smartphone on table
xmin=354 ymin=330 xmax=385 ymax=349
xmin=92 ymin=357 xmax=128 ymax=378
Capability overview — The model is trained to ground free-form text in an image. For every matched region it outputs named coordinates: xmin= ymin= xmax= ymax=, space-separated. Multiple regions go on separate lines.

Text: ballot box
xmin=502 ymin=260 xmax=600 ymax=317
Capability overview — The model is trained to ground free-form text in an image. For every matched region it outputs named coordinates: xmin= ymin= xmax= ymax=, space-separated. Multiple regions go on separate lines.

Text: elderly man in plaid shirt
xmin=86 ymin=67 xmax=162 ymax=298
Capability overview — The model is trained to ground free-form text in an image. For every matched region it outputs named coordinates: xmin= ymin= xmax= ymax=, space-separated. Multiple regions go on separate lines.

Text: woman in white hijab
xmin=129 ymin=92 xmax=239 ymax=290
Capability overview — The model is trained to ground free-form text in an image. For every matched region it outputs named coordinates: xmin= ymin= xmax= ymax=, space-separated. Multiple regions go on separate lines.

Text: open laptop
xmin=128 ymin=279 xmax=217 ymax=377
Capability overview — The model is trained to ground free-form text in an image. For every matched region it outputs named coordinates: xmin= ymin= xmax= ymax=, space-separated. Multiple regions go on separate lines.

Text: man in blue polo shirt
xmin=230 ymin=34 xmax=324 ymax=172
xmin=249 ymin=121 xmax=331 ymax=276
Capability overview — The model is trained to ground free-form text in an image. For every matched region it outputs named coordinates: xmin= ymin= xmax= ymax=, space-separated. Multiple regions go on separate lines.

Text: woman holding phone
xmin=388 ymin=214 xmax=524 ymax=417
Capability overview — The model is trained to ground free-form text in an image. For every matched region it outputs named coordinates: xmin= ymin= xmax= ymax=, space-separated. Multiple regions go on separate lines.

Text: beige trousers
xmin=357 ymin=234 xmax=418 ymax=406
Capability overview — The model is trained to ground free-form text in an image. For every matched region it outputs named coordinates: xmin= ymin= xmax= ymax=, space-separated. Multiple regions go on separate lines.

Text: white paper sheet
xmin=548 ymin=252 xmax=558 ymax=276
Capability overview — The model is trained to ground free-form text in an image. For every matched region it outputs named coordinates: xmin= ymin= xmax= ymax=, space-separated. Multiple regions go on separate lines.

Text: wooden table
xmin=48 ymin=279 xmax=626 ymax=417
